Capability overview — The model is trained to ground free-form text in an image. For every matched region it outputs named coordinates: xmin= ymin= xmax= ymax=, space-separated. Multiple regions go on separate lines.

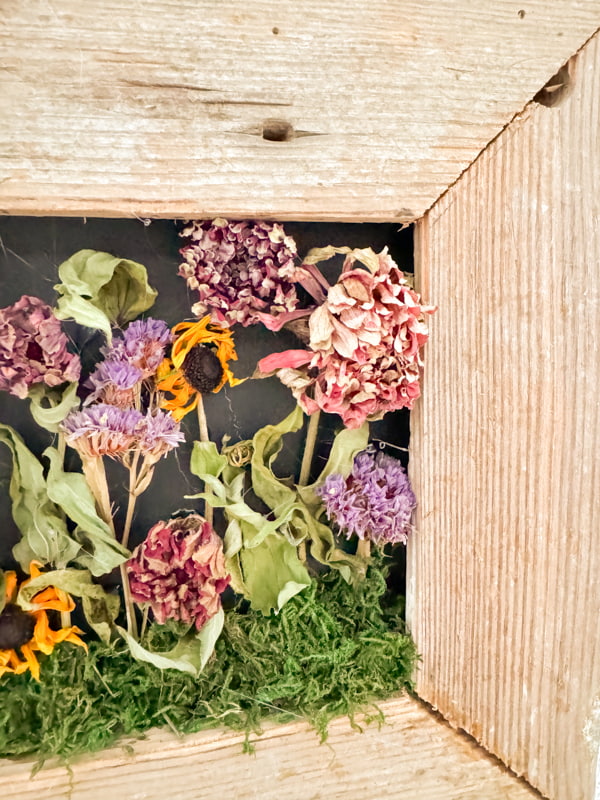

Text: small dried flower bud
xmin=0 ymin=604 xmax=36 ymax=650
xmin=182 ymin=345 xmax=223 ymax=394
xmin=222 ymin=440 xmax=254 ymax=468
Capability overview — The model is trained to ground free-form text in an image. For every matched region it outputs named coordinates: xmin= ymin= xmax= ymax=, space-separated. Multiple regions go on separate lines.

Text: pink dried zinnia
xmin=127 ymin=515 xmax=230 ymax=630
xmin=258 ymin=248 xmax=435 ymax=429
xmin=178 ymin=218 xmax=301 ymax=328
xmin=0 ymin=295 xmax=81 ymax=399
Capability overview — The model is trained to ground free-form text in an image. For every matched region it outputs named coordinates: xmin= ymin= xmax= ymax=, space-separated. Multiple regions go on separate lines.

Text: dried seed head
xmin=182 ymin=344 xmax=223 ymax=393
xmin=0 ymin=604 xmax=36 ymax=650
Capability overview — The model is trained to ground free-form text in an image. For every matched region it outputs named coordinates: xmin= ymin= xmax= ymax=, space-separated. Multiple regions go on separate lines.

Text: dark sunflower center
xmin=182 ymin=345 xmax=223 ymax=394
xmin=0 ymin=604 xmax=36 ymax=650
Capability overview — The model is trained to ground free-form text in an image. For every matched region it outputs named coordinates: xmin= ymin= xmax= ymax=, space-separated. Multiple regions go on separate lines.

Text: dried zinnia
xmin=127 ymin=515 xmax=230 ymax=630
xmin=178 ymin=219 xmax=301 ymax=328
xmin=258 ymin=248 xmax=435 ymax=429
xmin=317 ymin=450 xmax=416 ymax=546
xmin=0 ymin=295 xmax=81 ymax=399
xmin=0 ymin=562 xmax=86 ymax=681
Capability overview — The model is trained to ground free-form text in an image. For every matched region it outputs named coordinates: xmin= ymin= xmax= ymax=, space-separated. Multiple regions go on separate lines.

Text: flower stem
xmin=356 ymin=538 xmax=371 ymax=559
xmin=196 ymin=395 xmax=213 ymax=526
xmin=120 ymin=562 xmax=139 ymax=639
xmin=297 ymin=410 xmax=321 ymax=562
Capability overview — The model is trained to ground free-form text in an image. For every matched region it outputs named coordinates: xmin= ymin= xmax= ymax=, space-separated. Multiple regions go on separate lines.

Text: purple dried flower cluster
xmin=317 ymin=451 xmax=416 ymax=546
xmin=61 ymin=403 xmax=183 ymax=462
xmin=178 ymin=218 xmax=300 ymax=328
xmin=127 ymin=515 xmax=230 ymax=630
xmin=0 ymin=295 xmax=81 ymax=399
xmin=106 ymin=318 xmax=172 ymax=379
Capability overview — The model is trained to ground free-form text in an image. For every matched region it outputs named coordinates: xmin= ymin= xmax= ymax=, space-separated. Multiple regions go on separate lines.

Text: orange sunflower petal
xmin=19 ymin=644 xmax=41 ymax=681
xmin=4 ymin=571 xmax=17 ymax=603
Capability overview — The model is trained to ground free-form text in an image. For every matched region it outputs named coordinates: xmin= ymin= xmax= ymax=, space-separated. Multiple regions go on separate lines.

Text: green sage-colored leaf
xmin=17 ymin=567 xmax=119 ymax=643
xmin=54 ymin=249 xmax=157 ymax=341
xmin=0 ymin=424 xmax=81 ymax=569
xmin=251 ymin=405 xmax=304 ymax=513
xmin=302 ymin=245 xmax=351 ymax=266
xmin=27 ymin=382 xmax=80 ymax=433
xmin=116 ymin=608 xmax=224 ymax=675
xmin=190 ymin=440 xmax=228 ymax=480
xmin=238 ymin=536 xmax=310 ymax=615
xmin=43 ymin=447 xmax=129 ymax=575
xmin=298 ymin=422 xmax=369 ymax=512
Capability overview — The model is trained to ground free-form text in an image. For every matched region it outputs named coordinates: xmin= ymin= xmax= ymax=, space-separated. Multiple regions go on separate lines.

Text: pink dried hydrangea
xmin=178 ymin=218 xmax=302 ymax=329
xmin=258 ymin=248 xmax=435 ymax=429
xmin=0 ymin=295 xmax=81 ymax=399
xmin=127 ymin=515 xmax=230 ymax=630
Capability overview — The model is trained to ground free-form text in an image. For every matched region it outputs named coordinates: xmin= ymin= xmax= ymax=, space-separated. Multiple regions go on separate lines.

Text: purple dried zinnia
xmin=61 ymin=404 xmax=144 ymax=459
xmin=0 ymin=295 xmax=81 ymax=399
xmin=84 ymin=359 xmax=143 ymax=407
xmin=317 ymin=451 xmax=416 ymax=546
xmin=105 ymin=318 xmax=172 ymax=379
xmin=178 ymin=218 xmax=301 ymax=328
xmin=127 ymin=515 xmax=230 ymax=630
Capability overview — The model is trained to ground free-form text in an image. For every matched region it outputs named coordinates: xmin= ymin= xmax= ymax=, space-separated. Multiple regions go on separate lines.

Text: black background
xmin=0 ymin=217 xmax=413 ymax=569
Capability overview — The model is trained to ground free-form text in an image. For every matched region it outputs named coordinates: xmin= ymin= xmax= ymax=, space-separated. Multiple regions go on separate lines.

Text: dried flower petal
xmin=127 ymin=515 xmax=230 ymax=630
xmin=61 ymin=404 xmax=144 ymax=459
xmin=104 ymin=318 xmax=172 ymax=379
xmin=0 ymin=295 xmax=81 ymax=399
xmin=178 ymin=219 xmax=300 ymax=327
xmin=84 ymin=359 xmax=143 ymax=407
xmin=317 ymin=451 xmax=416 ymax=546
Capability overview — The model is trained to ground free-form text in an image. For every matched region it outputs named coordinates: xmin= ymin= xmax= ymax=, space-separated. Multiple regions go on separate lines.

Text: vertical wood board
xmin=1 ymin=0 xmax=599 ymax=220
xmin=409 ymin=30 xmax=600 ymax=800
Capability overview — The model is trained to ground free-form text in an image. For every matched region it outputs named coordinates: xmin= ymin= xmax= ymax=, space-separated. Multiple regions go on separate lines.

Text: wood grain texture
xmin=0 ymin=695 xmax=539 ymax=800
xmin=1 ymin=0 xmax=599 ymax=221
xmin=408 ymin=29 xmax=600 ymax=800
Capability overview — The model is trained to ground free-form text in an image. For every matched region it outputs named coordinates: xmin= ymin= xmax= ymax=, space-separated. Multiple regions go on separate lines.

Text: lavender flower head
xmin=127 ymin=515 xmax=230 ymax=630
xmin=105 ymin=318 xmax=172 ymax=378
xmin=61 ymin=404 xmax=144 ymax=459
xmin=85 ymin=359 xmax=143 ymax=407
xmin=178 ymin=218 xmax=300 ymax=328
xmin=0 ymin=295 xmax=80 ymax=399
xmin=139 ymin=409 xmax=184 ymax=463
xmin=317 ymin=450 xmax=416 ymax=546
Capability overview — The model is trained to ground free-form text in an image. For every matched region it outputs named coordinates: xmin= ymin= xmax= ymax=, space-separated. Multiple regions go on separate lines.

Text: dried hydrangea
xmin=0 ymin=295 xmax=81 ymax=399
xmin=317 ymin=450 xmax=416 ymax=546
xmin=178 ymin=218 xmax=301 ymax=328
xmin=259 ymin=248 xmax=435 ymax=429
xmin=103 ymin=317 xmax=172 ymax=379
xmin=127 ymin=515 xmax=230 ymax=630
xmin=61 ymin=404 xmax=183 ymax=461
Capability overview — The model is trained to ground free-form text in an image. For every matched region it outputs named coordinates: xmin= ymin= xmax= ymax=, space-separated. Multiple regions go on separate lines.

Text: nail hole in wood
xmin=262 ymin=119 xmax=294 ymax=142
xmin=272 ymin=26 xmax=279 ymax=34
xmin=533 ymin=61 xmax=574 ymax=107
xmin=517 ymin=9 xmax=525 ymax=18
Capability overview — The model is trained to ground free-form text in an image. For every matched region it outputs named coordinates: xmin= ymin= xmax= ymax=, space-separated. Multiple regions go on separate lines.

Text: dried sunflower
xmin=0 ymin=563 xmax=87 ymax=681
xmin=156 ymin=317 xmax=243 ymax=421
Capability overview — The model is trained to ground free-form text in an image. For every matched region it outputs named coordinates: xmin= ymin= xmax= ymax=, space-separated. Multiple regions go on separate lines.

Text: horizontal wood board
xmin=0 ymin=695 xmax=539 ymax=800
xmin=408 ymin=29 xmax=600 ymax=800
xmin=1 ymin=0 xmax=599 ymax=221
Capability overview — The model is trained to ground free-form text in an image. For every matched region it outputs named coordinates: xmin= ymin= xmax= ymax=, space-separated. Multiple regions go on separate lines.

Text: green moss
xmin=0 ymin=559 xmax=417 ymax=762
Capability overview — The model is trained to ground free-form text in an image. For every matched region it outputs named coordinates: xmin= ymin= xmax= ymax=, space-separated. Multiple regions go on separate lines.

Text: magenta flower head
xmin=61 ymin=404 xmax=144 ymax=459
xmin=178 ymin=219 xmax=300 ymax=328
xmin=0 ymin=295 xmax=81 ymax=399
xmin=127 ymin=514 xmax=230 ymax=630
xmin=317 ymin=450 xmax=416 ymax=546
xmin=105 ymin=318 xmax=172 ymax=379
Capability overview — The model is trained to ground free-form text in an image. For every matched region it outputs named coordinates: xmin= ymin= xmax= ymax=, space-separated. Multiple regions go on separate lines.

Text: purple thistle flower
xmin=178 ymin=219 xmax=300 ymax=328
xmin=317 ymin=451 xmax=416 ymax=546
xmin=84 ymin=359 xmax=143 ymax=407
xmin=61 ymin=404 xmax=144 ymax=459
xmin=139 ymin=409 xmax=184 ymax=462
xmin=127 ymin=515 xmax=230 ymax=630
xmin=0 ymin=295 xmax=80 ymax=399
xmin=104 ymin=318 xmax=172 ymax=378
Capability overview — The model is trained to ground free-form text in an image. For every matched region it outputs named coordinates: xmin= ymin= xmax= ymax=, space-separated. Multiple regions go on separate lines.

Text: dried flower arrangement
xmin=0 ymin=220 xmax=433 ymax=762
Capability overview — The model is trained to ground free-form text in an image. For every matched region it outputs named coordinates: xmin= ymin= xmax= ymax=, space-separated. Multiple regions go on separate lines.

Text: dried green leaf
xmin=28 ymin=382 xmax=80 ymax=433
xmin=54 ymin=249 xmax=157 ymax=342
xmin=238 ymin=537 xmax=310 ymax=615
xmin=116 ymin=608 xmax=224 ymax=675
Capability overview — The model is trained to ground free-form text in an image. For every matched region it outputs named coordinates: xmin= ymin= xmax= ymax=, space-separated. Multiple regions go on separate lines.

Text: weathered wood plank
xmin=408 ymin=29 xmax=600 ymax=800
xmin=0 ymin=695 xmax=539 ymax=800
xmin=1 ymin=0 xmax=599 ymax=221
